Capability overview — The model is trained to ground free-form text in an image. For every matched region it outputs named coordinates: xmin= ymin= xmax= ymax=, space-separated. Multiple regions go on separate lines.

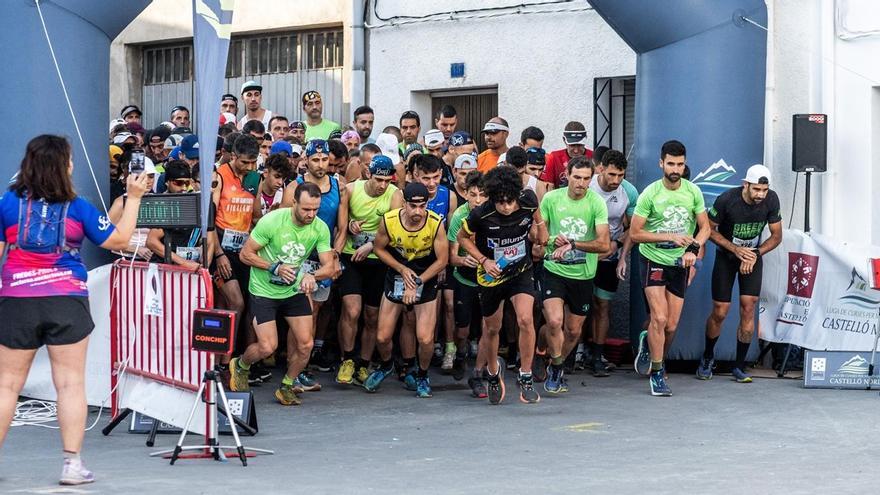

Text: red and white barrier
xmin=109 ymin=260 xmax=214 ymax=433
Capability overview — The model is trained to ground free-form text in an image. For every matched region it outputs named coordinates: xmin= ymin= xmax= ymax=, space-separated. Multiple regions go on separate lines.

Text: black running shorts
xmin=639 ymin=256 xmax=688 ymax=299
xmin=478 ymin=269 xmax=536 ymax=318
xmin=382 ymin=270 xmax=439 ymax=305
xmin=711 ymin=253 xmax=763 ymax=302
xmin=540 ymin=269 xmax=594 ymax=316
xmin=453 ymin=277 xmax=480 ymax=328
xmin=593 ymin=260 xmax=620 ymax=300
xmin=250 ymin=293 xmax=312 ymax=325
xmin=338 ymin=254 xmax=387 ymax=307
xmin=0 ymin=296 xmax=94 ymax=349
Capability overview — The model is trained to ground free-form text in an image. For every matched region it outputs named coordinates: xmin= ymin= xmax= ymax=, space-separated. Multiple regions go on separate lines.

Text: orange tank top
xmin=215 ymin=163 xmax=255 ymax=232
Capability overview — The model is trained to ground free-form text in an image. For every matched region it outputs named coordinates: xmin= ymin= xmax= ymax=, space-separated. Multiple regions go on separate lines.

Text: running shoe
xmin=486 ymin=358 xmax=506 ymax=405
xmin=309 ymin=347 xmax=334 ymax=372
xmin=468 ymin=376 xmax=488 ymax=398
xmin=574 ymin=346 xmax=586 ymax=371
xmin=354 ymin=365 xmax=370 ymax=386
xmin=403 ymin=369 xmax=418 ymax=391
xmin=274 ymin=384 xmax=302 ymax=406
xmin=293 ymin=372 xmax=322 ymax=392
xmin=634 ymin=330 xmax=651 ymax=376
xmin=532 ymin=352 xmax=548 ymax=383
xmin=544 ymin=365 xmax=568 ymax=394
xmin=416 ymin=376 xmax=433 ymax=398
xmin=731 ymin=367 xmax=753 ymax=383
xmin=452 ymin=357 xmax=467 ymax=381
xmin=364 ymin=367 xmax=394 ymax=392
xmin=603 ymin=355 xmax=617 ymax=371
xmin=336 ymin=359 xmax=355 ymax=384
xmin=518 ymin=373 xmax=541 ymax=403
xmin=60 ymin=458 xmax=95 ymax=486
xmin=432 ymin=343 xmax=444 ymax=367
xmin=441 ymin=350 xmax=455 ymax=371
xmin=252 ymin=362 xmax=273 ymax=383
xmin=592 ymin=357 xmax=610 ymax=378
xmin=649 ymin=369 xmax=672 ymax=396
xmin=696 ymin=357 xmax=714 ymax=380
xmin=229 ymin=357 xmax=250 ymax=392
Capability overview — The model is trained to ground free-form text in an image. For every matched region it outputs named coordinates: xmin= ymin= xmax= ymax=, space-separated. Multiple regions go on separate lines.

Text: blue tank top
xmin=427 ymin=185 xmax=451 ymax=225
xmin=296 ymin=175 xmax=340 ymax=234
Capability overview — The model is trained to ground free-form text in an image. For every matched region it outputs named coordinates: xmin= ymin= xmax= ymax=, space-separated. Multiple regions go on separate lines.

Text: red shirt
xmin=539 ymin=148 xmax=594 ymax=188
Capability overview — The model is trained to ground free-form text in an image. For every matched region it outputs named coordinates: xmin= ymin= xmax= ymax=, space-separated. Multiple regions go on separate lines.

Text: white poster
xmin=759 ymin=230 xmax=880 ymax=351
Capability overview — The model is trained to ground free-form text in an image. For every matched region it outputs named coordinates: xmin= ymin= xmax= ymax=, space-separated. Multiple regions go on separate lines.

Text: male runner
xmin=630 ymin=140 xmax=711 ymax=396
xmin=588 ymin=149 xmax=638 ymax=376
xmin=231 ymin=182 xmax=337 ymax=405
xmin=335 ymin=155 xmax=402 ymax=385
xmin=698 ymin=164 xmax=782 ymax=383
xmin=282 ymin=139 xmax=347 ymax=385
xmin=212 ymin=135 xmax=259 ymax=367
xmin=364 ymin=183 xmax=449 ymax=397
xmin=411 ymin=155 xmax=458 ymax=371
xmin=536 ymin=156 xmax=609 ymax=393
xmin=447 ymin=171 xmax=487 ymax=389
xmin=458 ymin=166 xmax=548 ymax=404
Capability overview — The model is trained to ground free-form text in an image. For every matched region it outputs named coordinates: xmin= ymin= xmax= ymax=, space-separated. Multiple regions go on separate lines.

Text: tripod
xmin=150 ymin=365 xmax=273 ymax=465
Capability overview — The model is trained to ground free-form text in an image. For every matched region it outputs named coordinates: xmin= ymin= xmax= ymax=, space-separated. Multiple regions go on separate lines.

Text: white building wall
xmin=768 ymin=0 xmax=880 ymax=244
xmin=365 ymin=0 xmax=636 ymax=151
xmin=110 ymin=0 xmax=358 ymax=124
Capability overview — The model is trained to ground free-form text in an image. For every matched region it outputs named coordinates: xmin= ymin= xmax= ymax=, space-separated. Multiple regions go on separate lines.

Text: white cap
xmin=424 ymin=129 xmax=444 ymax=149
xmin=159 ymin=121 xmax=176 ymax=131
xmin=109 ymin=118 xmax=126 ymax=133
xmin=481 ymin=121 xmax=510 ymax=133
xmin=112 ymin=132 xmax=135 ymax=145
xmin=143 ymin=156 xmax=157 ymax=175
xmin=744 ymin=164 xmax=771 ymax=184
xmin=496 ymin=152 xmax=507 ymax=165
xmin=454 ymin=153 xmax=478 ymax=170
xmin=290 ymin=144 xmax=303 ymax=156
xmin=220 ymin=112 xmax=237 ymax=126
xmin=375 ymin=133 xmax=400 ymax=165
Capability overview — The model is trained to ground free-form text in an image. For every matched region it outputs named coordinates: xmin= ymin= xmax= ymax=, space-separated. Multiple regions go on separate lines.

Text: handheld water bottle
xmin=483 ymin=256 xmax=509 ymax=283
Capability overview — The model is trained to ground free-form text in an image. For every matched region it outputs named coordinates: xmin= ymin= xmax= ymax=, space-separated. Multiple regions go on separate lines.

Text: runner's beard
xmin=665 ymin=173 xmax=681 ymax=183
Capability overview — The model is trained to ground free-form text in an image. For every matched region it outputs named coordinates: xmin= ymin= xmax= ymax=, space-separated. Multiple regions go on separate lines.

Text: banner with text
xmin=759 ymin=230 xmax=880 ymax=351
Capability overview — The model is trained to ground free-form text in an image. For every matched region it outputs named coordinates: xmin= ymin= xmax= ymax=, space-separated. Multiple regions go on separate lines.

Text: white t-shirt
xmin=237 ymin=109 xmax=274 ymax=131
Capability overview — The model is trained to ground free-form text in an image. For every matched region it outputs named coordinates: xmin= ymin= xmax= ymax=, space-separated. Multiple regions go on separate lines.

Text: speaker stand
xmin=804 ymin=171 xmax=812 ymax=233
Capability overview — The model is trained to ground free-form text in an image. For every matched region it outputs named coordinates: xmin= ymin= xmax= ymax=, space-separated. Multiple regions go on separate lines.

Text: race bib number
xmin=559 ymin=248 xmax=587 ymax=264
xmin=221 ymin=229 xmax=248 ymax=252
xmin=494 ymin=240 xmax=526 ymax=263
xmin=175 ymin=246 xmax=201 ymax=262
xmin=655 ymin=228 xmax=685 ymax=249
xmin=352 ymin=232 xmax=376 ymax=249
xmin=732 ymin=236 xmax=758 ymax=248
xmin=392 ymin=275 xmax=424 ymax=301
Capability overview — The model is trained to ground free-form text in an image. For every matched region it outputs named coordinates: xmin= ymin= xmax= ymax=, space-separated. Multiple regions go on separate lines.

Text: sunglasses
xmin=171 ymin=179 xmax=192 ymax=187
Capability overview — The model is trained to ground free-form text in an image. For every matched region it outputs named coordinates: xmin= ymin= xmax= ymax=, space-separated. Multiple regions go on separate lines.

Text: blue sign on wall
xmin=450 ymin=63 xmax=465 ymax=78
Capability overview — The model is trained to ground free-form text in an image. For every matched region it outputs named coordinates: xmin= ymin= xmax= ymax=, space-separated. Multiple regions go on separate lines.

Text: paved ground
xmin=3 ymin=366 xmax=878 ymax=494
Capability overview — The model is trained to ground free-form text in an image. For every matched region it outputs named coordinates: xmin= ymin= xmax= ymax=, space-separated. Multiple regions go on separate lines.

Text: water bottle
xmin=483 ymin=256 xmax=509 ymax=283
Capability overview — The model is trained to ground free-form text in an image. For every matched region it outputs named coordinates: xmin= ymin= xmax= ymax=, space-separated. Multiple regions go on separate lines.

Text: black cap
xmin=403 ymin=182 xmax=429 ymax=203
xmin=221 ymin=93 xmax=238 ymax=103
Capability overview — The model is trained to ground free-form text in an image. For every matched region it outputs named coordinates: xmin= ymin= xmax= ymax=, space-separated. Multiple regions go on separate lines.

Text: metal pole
xmin=804 ymin=171 xmax=811 ymax=233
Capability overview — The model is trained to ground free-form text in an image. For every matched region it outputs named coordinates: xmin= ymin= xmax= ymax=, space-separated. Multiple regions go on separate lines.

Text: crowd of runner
xmin=108 ymin=79 xmax=783 ymax=406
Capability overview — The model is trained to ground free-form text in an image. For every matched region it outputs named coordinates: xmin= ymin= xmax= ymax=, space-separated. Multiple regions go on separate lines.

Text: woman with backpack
xmin=0 ymin=135 xmax=149 ymax=485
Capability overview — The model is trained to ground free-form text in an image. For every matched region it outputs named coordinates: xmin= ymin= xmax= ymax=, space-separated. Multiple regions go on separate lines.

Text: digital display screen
xmin=203 ymin=318 xmax=222 ymax=328
xmin=135 ymin=193 xmax=201 ymax=228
